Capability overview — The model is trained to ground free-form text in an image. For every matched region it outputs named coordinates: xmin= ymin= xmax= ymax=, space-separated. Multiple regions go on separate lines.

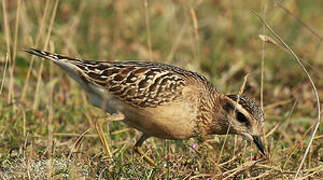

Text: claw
xmin=134 ymin=146 xmax=157 ymax=166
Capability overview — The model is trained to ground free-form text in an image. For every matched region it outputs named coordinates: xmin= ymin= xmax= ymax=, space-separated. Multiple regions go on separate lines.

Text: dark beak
xmin=252 ymin=136 xmax=265 ymax=155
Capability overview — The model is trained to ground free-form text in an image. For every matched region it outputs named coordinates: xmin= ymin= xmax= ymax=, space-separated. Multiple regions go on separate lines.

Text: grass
xmin=0 ymin=0 xmax=322 ymax=179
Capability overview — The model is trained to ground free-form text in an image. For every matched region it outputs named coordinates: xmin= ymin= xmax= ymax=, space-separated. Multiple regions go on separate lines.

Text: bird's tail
xmin=25 ymin=48 xmax=94 ymax=89
xmin=25 ymin=48 xmax=60 ymax=61
xmin=25 ymin=48 xmax=81 ymax=63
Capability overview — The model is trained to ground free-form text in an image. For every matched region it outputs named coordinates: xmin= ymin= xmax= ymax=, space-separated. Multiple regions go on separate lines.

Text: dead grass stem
xmin=254 ymin=11 xmax=321 ymax=179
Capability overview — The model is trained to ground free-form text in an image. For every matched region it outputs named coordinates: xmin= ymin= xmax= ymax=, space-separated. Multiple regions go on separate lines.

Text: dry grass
xmin=0 ymin=0 xmax=322 ymax=179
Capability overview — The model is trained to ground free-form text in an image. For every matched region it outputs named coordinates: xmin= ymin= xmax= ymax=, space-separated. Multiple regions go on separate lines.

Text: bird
xmin=25 ymin=48 xmax=265 ymax=165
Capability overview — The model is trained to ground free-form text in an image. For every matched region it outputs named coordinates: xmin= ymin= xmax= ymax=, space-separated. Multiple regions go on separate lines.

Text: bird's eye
xmin=236 ymin=111 xmax=249 ymax=125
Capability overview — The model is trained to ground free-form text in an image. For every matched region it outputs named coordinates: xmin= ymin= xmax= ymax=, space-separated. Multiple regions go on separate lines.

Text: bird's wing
xmin=26 ymin=49 xmax=210 ymax=108
xmin=77 ymin=61 xmax=188 ymax=108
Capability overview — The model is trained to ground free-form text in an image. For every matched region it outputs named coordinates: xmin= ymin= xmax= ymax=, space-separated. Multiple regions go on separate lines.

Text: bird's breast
xmin=123 ymin=99 xmax=198 ymax=140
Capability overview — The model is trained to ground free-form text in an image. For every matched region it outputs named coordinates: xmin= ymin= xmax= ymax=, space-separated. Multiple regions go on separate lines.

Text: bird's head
xmin=220 ymin=94 xmax=265 ymax=155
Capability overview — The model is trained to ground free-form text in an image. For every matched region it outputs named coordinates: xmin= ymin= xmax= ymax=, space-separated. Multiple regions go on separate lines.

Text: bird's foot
xmin=134 ymin=146 xmax=157 ymax=167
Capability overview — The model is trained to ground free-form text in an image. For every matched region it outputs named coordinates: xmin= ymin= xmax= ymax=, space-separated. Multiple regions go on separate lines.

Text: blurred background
xmin=0 ymin=0 xmax=322 ymax=179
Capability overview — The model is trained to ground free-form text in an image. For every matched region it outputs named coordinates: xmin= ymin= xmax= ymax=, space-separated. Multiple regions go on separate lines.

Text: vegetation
xmin=0 ymin=0 xmax=322 ymax=179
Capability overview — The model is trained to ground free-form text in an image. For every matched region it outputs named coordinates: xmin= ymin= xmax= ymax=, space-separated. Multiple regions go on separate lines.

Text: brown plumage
xmin=26 ymin=48 xmax=265 ymax=164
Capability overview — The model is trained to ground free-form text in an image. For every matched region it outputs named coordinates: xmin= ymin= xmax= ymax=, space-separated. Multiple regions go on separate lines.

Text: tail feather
xmin=25 ymin=48 xmax=59 ymax=61
xmin=25 ymin=48 xmax=93 ymax=88
xmin=25 ymin=48 xmax=82 ymax=63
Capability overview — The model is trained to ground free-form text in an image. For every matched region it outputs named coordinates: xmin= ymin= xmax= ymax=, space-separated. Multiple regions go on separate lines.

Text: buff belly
xmin=122 ymin=101 xmax=197 ymax=140
xmin=87 ymin=87 xmax=197 ymax=139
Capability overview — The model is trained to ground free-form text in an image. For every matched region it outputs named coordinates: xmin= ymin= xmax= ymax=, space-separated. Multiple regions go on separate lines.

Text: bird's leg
xmin=134 ymin=133 xmax=156 ymax=166
xmin=95 ymin=117 xmax=112 ymax=159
